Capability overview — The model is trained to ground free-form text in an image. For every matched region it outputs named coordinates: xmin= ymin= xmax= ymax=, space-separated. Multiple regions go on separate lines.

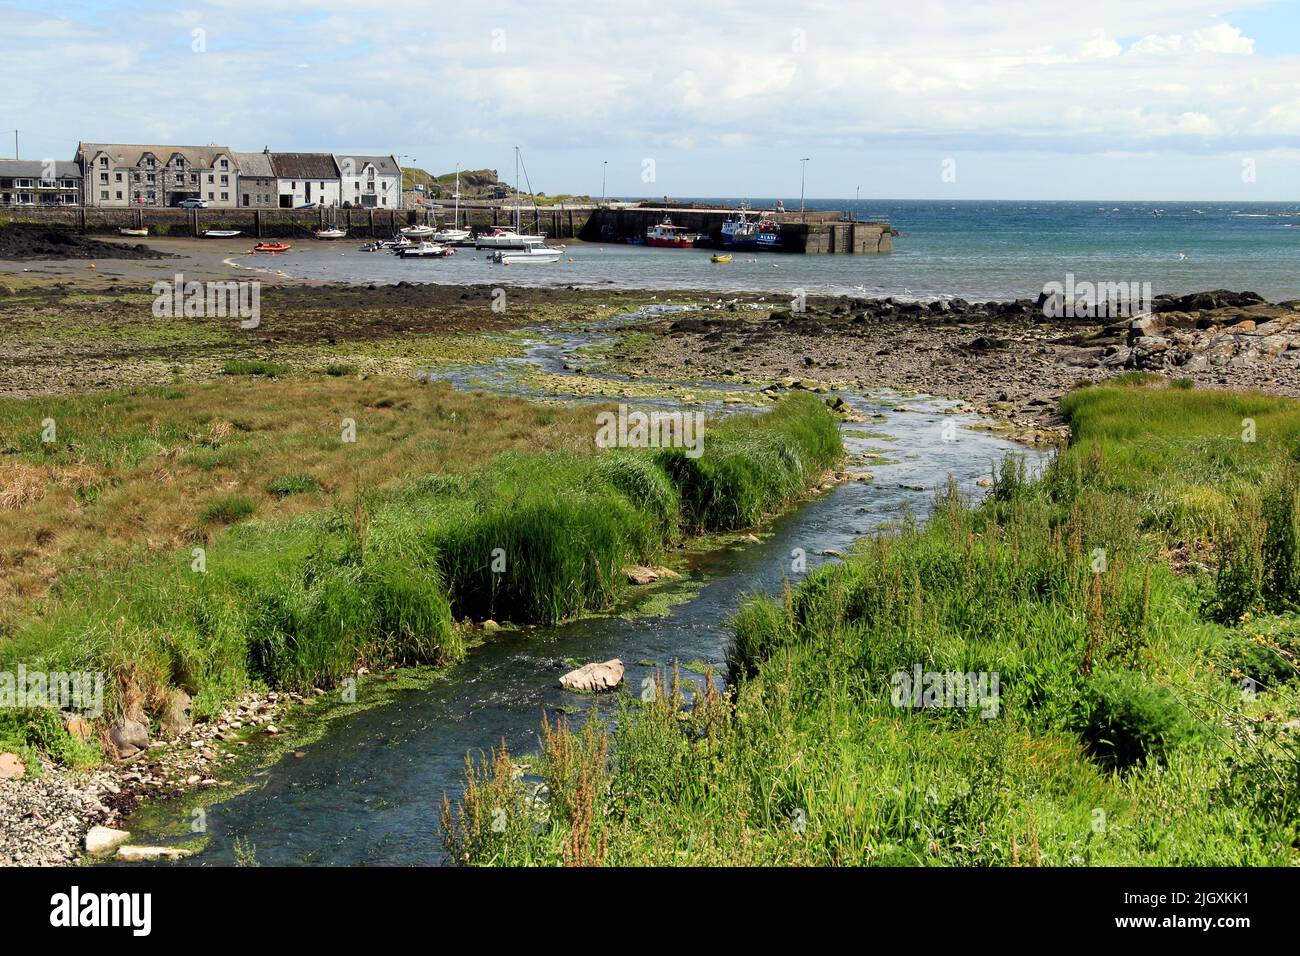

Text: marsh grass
xmin=444 ymin=382 xmax=1300 ymax=866
xmin=0 ymin=390 xmax=840 ymax=755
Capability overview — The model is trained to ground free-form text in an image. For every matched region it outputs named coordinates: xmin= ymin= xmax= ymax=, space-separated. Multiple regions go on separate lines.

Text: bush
xmin=1076 ymin=670 xmax=1201 ymax=769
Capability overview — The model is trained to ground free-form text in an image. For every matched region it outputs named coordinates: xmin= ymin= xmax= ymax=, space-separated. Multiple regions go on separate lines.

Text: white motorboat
xmin=399 ymin=241 xmax=453 ymax=258
xmin=400 ymin=224 xmax=436 ymax=238
xmin=474 ymin=226 xmax=533 ymax=249
xmin=314 ymin=227 xmax=347 ymax=240
xmin=203 ymin=229 xmax=241 ymax=238
xmin=493 ymin=237 xmax=560 ymax=264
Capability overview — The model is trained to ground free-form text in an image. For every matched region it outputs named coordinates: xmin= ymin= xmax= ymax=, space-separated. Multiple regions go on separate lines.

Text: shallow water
xmin=230 ymin=199 xmax=1300 ymax=301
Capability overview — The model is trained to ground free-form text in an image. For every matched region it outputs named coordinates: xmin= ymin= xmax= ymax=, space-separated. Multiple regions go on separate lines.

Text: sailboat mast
xmin=514 ymin=146 xmax=520 ymax=233
xmin=453 ymin=164 xmax=460 ymax=229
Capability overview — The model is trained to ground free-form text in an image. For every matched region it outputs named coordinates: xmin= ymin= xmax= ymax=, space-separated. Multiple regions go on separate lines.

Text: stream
xmin=122 ymin=313 xmax=1050 ymax=865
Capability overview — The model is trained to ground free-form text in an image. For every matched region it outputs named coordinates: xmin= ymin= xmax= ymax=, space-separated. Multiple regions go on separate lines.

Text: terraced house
xmin=76 ymin=142 xmax=239 ymax=207
xmin=0 ymin=160 xmax=82 ymax=206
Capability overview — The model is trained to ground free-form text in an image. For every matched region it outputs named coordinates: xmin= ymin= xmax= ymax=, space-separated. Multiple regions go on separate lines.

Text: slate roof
xmin=232 ymin=151 xmax=275 ymax=178
xmin=77 ymin=143 xmax=233 ymax=168
xmin=0 ymin=160 xmax=82 ymax=179
xmin=270 ymin=153 xmax=340 ymax=179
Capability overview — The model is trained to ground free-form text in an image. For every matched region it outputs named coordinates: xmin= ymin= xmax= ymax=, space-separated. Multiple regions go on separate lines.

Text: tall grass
xmin=444 ymin=382 xmax=1300 ymax=866
xmin=1 ymin=393 xmax=841 ymax=751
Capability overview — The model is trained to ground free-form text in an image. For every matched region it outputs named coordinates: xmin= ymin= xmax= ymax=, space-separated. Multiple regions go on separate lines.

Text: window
xmin=207 ymin=174 xmax=214 ymax=183
xmin=191 ymin=174 xmax=198 ymax=184
xmin=146 ymin=174 xmax=155 ymax=183
xmin=15 ymin=179 xmax=32 ymax=188
xmin=220 ymin=192 xmax=228 ymax=201
xmin=145 ymin=157 xmax=156 ymax=168
xmin=116 ymin=172 xmax=123 ymax=182
xmin=100 ymin=190 xmax=108 ymax=200
xmin=207 ymin=192 xmax=214 ymax=199
xmin=220 ymin=159 xmax=228 ymax=169
xmin=220 ymin=175 xmax=228 ymax=185
xmin=243 ymin=194 xmax=249 ymax=207
xmin=100 ymin=173 xmax=109 ymax=184
xmin=147 ymin=191 xmax=156 ymax=201
xmin=115 ymin=191 xmax=122 ymax=199
xmin=133 ymin=172 xmax=141 ymax=182
xmin=99 ymin=156 xmax=108 ymax=167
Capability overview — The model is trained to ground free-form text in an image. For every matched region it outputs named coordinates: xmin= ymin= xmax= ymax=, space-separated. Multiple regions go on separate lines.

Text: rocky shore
xmin=607 ymin=289 xmax=1300 ymax=429
xmin=0 ymin=689 xmax=295 ymax=866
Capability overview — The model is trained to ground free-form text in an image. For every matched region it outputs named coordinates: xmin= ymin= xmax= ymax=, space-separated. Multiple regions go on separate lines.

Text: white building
xmin=269 ymin=153 xmax=342 ymax=208
xmin=334 ymin=154 xmax=403 ymax=209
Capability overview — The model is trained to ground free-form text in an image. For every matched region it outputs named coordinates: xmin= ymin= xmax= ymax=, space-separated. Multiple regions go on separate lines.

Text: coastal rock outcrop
xmin=1108 ymin=302 xmax=1300 ymax=372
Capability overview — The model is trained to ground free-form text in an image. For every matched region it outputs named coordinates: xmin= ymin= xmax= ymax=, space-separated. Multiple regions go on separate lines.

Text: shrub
xmin=1076 ymin=669 xmax=1201 ymax=769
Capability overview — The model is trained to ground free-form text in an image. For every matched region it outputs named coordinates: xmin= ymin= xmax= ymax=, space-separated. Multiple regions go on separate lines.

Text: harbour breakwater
xmin=0 ymin=203 xmax=893 ymax=253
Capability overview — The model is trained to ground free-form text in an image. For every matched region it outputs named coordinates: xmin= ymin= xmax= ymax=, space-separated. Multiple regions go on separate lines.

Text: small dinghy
xmin=118 ymin=227 xmax=148 ymax=237
xmin=253 ymin=241 xmax=291 ymax=254
xmin=203 ymin=229 xmax=242 ymax=238
xmin=711 ymin=253 xmax=733 ymax=263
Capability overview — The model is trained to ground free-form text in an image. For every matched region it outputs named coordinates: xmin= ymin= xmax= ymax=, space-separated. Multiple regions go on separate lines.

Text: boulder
xmin=85 ymin=826 xmax=131 ymax=855
xmin=159 ymin=689 xmax=192 ymax=737
xmin=625 ymin=566 xmax=679 ymax=585
xmin=0 ymin=752 xmax=25 ymax=780
xmin=109 ymin=717 xmax=150 ymax=758
xmin=559 ymin=659 xmax=625 ymax=693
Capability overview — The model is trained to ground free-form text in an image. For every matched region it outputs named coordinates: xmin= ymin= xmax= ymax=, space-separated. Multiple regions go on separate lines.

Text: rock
xmin=159 ymin=689 xmax=192 ymax=737
xmin=109 ymin=718 xmax=150 ymax=758
xmin=85 ymin=826 xmax=131 ymax=855
xmin=559 ymin=659 xmax=624 ymax=693
xmin=624 ymin=566 xmax=680 ymax=585
xmin=64 ymin=714 xmax=93 ymax=741
xmin=975 ymin=478 xmax=994 ymax=488
xmin=115 ymin=845 xmax=193 ymax=862
xmin=0 ymin=752 xmax=25 ymax=780
xmin=481 ymin=619 xmax=501 ymax=632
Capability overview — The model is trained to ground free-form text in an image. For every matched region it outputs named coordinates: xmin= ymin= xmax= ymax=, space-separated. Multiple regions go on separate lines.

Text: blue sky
xmin=2 ymin=0 xmax=1299 ymax=200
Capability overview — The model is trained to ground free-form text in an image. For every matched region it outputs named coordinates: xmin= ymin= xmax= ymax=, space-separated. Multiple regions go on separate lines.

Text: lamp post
xmin=601 ymin=160 xmax=607 ymax=207
xmin=799 ymin=157 xmax=810 ymax=215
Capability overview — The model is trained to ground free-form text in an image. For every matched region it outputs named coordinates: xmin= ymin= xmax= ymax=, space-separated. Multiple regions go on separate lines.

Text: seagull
xmin=1178 ymin=252 xmax=1190 ymax=261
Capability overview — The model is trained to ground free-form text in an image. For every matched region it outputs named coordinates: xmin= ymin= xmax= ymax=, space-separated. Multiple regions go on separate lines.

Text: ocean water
xmin=238 ymin=200 xmax=1300 ymax=302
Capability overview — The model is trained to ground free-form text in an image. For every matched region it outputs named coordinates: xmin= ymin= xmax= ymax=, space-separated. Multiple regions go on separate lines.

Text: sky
xmin=2 ymin=0 xmax=1300 ymax=200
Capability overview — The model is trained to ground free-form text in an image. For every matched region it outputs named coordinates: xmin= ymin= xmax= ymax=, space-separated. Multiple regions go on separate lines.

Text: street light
xmin=601 ymin=160 xmax=607 ymax=207
xmin=799 ymin=157 xmax=810 ymax=215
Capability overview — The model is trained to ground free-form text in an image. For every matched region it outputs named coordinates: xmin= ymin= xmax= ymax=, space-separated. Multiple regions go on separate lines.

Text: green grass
xmin=1 ymin=393 xmax=840 ymax=758
xmin=443 ymin=381 xmax=1300 ymax=866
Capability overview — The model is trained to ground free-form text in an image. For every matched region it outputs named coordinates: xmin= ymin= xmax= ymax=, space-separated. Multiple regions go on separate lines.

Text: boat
xmin=118 ymin=227 xmax=148 ymax=237
xmin=711 ymin=253 xmax=733 ymax=263
xmin=478 ymin=147 xmax=548 ymax=249
xmin=433 ymin=165 xmax=473 ymax=244
xmin=314 ymin=227 xmax=346 ymax=240
xmin=203 ymin=229 xmax=242 ymax=238
xmin=474 ymin=227 xmax=535 ymax=249
xmin=399 ymin=241 xmax=453 ymax=258
xmin=720 ymin=205 xmax=781 ymax=251
xmin=253 ymin=241 xmax=291 ymax=254
xmin=400 ymin=224 xmax=436 ymax=238
xmin=494 ymin=246 xmax=561 ymax=264
xmin=645 ymin=217 xmax=701 ymax=248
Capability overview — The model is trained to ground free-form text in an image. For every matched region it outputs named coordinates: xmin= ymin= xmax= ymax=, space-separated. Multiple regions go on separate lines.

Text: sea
xmin=239 ymin=199 xmax=1300 ymax=302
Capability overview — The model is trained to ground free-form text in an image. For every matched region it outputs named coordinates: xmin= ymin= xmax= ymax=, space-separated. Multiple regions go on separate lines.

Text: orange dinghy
xmin=253 ymin=241 xmax=291 ymax=254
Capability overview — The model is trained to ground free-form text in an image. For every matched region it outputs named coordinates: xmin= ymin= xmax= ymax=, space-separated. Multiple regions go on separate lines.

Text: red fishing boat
xmin=644 ymin=217 xmax=701 ymax=248
xmin=253 ymin=241 xmax=291 ymax=254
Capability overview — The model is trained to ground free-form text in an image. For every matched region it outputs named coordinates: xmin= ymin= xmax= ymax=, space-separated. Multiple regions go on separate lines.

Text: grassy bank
xmin=442 ymin=378 xmax=1300 ymax=866
xmin=0 ymin=386 xmax=840 ymax=766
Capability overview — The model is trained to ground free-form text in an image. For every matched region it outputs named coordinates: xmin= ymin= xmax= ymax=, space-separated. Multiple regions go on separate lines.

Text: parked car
xmin=178 ymin=198 xmax=208 ymax=209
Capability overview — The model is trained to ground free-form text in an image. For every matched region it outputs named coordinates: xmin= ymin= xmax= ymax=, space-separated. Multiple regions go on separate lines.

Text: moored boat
xmin=400 ymin=224 xmax=436 ymax=238
xmin=493 ymin=237 xmax=561 ymax=264
xmin=721 ymin=205 xmax=781 ymax=251
xmin=399 ymin=241 xmax=453 ymax=258
xmin=645 ymin=217 xmax=701 ymax=248
xmin=711 ymin=253 xmax=733 ymax=263
xmin=203 ymin=229 xmax=242 ymax=238
xmin=314 ymin=227 xmax=347 ymax=240
xmin=253 ymin=241 xmax=291 ymax=254
xmin=118 ymin=227 xmax=148 ymax=237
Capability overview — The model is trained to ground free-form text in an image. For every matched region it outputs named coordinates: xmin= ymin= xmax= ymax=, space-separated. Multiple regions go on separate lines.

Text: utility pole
xmin=799 ymin=157 xmax=810 ymax=214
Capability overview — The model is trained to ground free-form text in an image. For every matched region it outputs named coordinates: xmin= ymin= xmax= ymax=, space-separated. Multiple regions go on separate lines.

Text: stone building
xmin=233 ymin=150 xmax=277 ymax=207
xmin=76 ymin=143 xmax=238 ymax=207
